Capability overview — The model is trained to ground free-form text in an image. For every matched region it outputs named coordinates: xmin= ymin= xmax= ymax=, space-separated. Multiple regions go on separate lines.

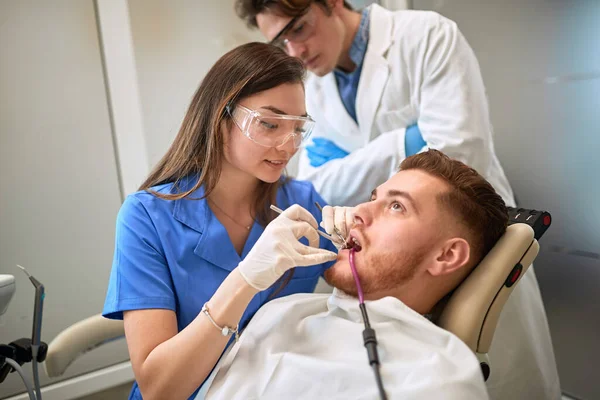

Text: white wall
xmin=127 ymin=0 xmax=264 ymax=169
xmin=96 ymin=0 xmax=149 ymax=197
xmin=0 ymin=1 xmax=129 ymax=398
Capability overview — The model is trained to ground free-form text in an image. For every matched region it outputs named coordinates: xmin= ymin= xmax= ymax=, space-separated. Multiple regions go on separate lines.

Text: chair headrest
xmin=437 ymin=223 xmax=539 ymax=354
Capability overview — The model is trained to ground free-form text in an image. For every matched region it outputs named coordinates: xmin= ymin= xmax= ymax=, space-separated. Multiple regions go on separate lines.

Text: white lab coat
xmin=204 ymin=290 xmax=489 ymax=400
xmin=300 ymin=5 xmax=514 ymax=208
xmin=298 ymin=5 xmax=561 ymax=399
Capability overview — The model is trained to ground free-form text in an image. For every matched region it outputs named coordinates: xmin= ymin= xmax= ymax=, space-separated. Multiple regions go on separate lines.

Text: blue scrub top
xmin=102 ymin=177 xmax=336 ymax=400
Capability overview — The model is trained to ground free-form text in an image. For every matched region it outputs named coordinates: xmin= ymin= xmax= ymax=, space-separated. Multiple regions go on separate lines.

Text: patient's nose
xmin=353 ymin=203 xmax=370 ymax=227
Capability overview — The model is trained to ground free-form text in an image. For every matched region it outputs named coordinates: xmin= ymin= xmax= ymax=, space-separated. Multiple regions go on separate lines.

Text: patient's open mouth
xmin=346 ymin=236 xmax=362 ymax=252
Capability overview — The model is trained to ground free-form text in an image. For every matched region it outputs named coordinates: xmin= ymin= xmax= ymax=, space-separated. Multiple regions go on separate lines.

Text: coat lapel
xmin=356 ymin=4 xmax=394 ymax=141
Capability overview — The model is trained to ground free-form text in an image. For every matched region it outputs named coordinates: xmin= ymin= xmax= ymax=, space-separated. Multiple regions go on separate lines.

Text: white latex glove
xmin=320 ymin=205 xmax=355 ymax=248
xmin=238 ymin=204 xmax=338 ymax=291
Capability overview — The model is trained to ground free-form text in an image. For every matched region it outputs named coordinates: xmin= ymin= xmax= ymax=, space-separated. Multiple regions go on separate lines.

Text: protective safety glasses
xmin=227 ymin=104 xmax=315 ymax=149
xmin=269 ymin=5 xmax=316 ymax=52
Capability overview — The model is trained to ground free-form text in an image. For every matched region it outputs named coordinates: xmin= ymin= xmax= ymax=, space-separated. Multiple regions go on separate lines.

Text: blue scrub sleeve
xmin=103 ymin=196 xmax=176 ymax=320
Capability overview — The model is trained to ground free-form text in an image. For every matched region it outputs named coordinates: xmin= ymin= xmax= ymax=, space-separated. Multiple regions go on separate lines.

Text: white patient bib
xmin=203 ymin=290 xmax=488 ymax=400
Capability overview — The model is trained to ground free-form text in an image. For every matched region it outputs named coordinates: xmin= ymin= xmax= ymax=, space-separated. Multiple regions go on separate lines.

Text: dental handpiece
xmin=16 ymin=265 xmax=44 ymax=347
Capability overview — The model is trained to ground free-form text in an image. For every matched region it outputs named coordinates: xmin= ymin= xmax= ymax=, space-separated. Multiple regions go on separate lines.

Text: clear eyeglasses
xmin=269 ymin=5 xmax=316 ymax=52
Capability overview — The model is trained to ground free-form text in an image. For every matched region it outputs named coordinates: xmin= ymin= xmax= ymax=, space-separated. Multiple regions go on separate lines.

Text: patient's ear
xmin=427 ymin=238 xmax=471 ymax=276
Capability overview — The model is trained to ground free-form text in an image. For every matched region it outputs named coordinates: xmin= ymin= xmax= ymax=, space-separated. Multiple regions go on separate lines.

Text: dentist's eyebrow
xmin=371 ymin=188 xmax=420 ymax=215
xmin=260 ymin=105 xmax=308 ymax=117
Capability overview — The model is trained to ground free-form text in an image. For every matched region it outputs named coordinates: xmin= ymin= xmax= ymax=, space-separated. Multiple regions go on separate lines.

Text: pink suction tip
xmin=349 ymin=249 xmax=364 ymax=304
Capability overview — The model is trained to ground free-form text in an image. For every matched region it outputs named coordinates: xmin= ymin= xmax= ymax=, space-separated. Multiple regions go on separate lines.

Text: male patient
xmin=203 ymin=150 xmax=507 ymax=399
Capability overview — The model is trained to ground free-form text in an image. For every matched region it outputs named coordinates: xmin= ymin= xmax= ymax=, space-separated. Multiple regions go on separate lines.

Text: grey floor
xmin=75 ymin=382 xmax=132 ymax=400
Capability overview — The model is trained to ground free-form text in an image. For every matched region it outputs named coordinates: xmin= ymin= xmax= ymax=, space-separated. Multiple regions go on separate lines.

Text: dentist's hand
xmin=238 ymin=205 xmax=338 ymax=291
xmin=305 ymin=138 xmax=350 ymax=167
xmin=405 ymin=123 xmax=427 ymax=157
xmin=320 ymin=205 xmax=355 ymax=249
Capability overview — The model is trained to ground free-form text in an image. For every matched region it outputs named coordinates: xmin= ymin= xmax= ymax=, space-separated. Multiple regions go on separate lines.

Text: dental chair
xmin=437 ymin=222 xmax=539 ymax=380
xmin=44 ymin=210 xmax=547 ymax=382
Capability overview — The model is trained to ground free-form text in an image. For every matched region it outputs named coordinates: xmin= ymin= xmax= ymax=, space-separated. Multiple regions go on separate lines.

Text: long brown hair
xmin=139 ymin=42 xmax=305 ymax=226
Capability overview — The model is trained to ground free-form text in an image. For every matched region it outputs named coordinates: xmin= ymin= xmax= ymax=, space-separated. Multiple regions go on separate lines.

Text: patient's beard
xmin=324 ymin=246 xmax=428 ymax=299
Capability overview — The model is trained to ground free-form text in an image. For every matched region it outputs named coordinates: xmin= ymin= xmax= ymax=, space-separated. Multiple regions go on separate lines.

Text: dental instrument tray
xmin=506 ymin=207 xmax=551 ymax=241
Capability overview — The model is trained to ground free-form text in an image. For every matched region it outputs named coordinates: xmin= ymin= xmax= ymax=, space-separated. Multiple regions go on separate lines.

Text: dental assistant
xmin=102 ymin=43 xmax=337 ymax=400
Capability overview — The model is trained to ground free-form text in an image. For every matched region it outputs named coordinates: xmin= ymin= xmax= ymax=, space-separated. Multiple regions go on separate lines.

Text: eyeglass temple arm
xmin=269 ymin=15 xmax=301 ymax=45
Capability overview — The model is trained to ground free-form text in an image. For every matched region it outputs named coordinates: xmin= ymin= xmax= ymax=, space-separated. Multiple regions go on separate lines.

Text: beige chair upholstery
xmin=44 ymin=224 xmax=539 ymax=379
xmin=44 ymin=314 xmax=125 ymax=378
xmin=437 ymin=223 xmax=539 ymax=379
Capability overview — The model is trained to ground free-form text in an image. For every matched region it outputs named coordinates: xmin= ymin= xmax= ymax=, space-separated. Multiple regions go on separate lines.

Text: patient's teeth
xmin=351 ymin=237 xmax=362 ymax=252
xmin=344 ymin=236 xmax=362 ymax=252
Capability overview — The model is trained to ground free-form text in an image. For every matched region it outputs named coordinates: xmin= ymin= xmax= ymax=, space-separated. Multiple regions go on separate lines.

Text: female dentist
xmin=102 ymin=42 xmax=338 ymax=400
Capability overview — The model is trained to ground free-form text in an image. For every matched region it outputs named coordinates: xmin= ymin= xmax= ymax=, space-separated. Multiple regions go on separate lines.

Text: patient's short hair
xmin=400 ymin=149 xmax=508 ymax=264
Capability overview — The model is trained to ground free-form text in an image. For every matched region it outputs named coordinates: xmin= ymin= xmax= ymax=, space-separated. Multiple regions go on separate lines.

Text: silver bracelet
xmin=201 ymin=302 xmax=239 ymax=342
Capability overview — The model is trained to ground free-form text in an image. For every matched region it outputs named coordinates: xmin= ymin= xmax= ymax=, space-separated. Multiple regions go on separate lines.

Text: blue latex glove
xmin=305 ymin=124 xmax=425 ymax=167
xmin=405 ymin=123 xmax=426 ymax=157
xmin=305 ymin=137 xmax=350 ymax=167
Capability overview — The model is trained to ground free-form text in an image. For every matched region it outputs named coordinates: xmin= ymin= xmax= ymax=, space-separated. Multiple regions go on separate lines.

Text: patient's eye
xmin=390 ymin=201 xmax=405 ymax=213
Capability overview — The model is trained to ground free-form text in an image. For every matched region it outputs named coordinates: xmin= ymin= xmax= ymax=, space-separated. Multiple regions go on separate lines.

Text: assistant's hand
xmin=405 ymin=123 xmax=427 ymax=157
xmin=320 ymin=205 xmax=355 ymax=249
xmin=238 ymin=205 xmax=338 ymax=291
xmin=305 ymin=137 xmax=350 ymax=167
